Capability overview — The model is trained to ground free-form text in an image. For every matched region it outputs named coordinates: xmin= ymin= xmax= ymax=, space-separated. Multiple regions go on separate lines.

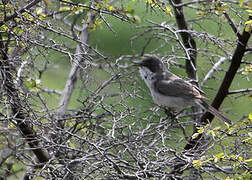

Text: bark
xmin=53 ymin=10 xmax=96 ymax=180
xmin=56 ymin=12 xmax=95 ymax=127
xmin=0 ymin=0 xmax=42 ymax=27
xmin=169 ymin=1 xmax=200 ymax=178
xmin=170 ymin=16 xmax=252 ymax=178
xmin=0 ymin=36 xmax=50 ymax=167
xmin=185 ymin=16 xmax=252 ymax=150
xmin=170 ymin=0 xmax=198 ymax=81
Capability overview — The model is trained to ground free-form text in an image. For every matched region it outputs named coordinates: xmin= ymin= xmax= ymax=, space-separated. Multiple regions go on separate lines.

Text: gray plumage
xmin=134 ymin=57 xmax=231 ymax=125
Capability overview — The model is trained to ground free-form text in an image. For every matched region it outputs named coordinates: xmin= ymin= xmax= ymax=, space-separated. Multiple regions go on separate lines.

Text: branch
xmin=0 ymin=0 xmax=42 ymax=27
xmin=228 ymin=88 xmax=252 ymax=95
xmin=0 ymin=34 xmax=50 ymax=169
xmin=200 ymin=57 xmax=230 ymax=87
xmin=223 ymin=12 xmax=242 ymax=39
xmin=169 ymin=0 xmax=200 ymax=178
xmin=171 ymin=15 xmax=251 ymax=179
xmin=200 ymin=17 xmax=251 ymax=124
xmin=169 ymin=0 xmax=209 ymax=8
xmin=185 ymin=16 xmax=252 ymax=149
xmin=56 ymin=11 xmax=96 ymax=128
xmin=169 ymin=0 xmax=198 ymax=81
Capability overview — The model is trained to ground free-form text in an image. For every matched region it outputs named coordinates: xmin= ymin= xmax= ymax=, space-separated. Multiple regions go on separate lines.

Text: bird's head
xmin=133 ymin=57 xmax=165 ymax=73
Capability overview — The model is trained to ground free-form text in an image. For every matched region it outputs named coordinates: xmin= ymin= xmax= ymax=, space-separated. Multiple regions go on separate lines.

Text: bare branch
xmin=228 ymin=88 xmax=252 ymax=95
xmin=0 ymin=0 xmax=42 ymax=27
xmin=169 ymin=0 xmax=198 ymax=81
xmin=185 ymin=16 xmax=252 ymax=150
xmin=223 ymin=12 xmax=242 ymax=39
xmin=201 ymin=57 xmax=230 ymax=87
xmin=56 ymin=11 xmax=96 ymax=126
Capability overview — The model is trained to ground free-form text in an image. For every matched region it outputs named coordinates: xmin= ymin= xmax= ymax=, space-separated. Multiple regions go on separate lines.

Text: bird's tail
xmin=197 ymin=100 xmax=232 ymax=125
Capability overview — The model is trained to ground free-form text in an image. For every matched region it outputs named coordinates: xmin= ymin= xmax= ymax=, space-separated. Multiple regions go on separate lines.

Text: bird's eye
xmin=144 ymin=76 xmax=147 ymax=79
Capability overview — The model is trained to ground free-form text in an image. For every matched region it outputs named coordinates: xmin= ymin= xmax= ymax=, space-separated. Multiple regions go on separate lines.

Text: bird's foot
xmin=164 ymin=108 xmax=186 ymax=125
xmin=164 ymin=108 xmax=177 ymax=120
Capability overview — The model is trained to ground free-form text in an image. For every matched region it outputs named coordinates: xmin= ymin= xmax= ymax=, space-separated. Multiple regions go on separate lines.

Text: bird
xmin=134 ymin=56 xmax=231 ymax=125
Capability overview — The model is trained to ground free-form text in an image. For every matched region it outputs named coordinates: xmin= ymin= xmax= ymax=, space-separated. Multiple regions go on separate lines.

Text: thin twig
xmin=223 ymin=12 xmax=241 ymax=39
xmin=201 ymin=57 xmax=230 ymax=87
xmin=228 ymin=88 xmax=252 ymax=95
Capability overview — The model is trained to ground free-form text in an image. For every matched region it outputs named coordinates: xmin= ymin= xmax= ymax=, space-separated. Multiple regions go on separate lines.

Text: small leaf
xmin=246 ymin=160 xmax=252 ymax=168
xmin=244 ymin=158 xmax=252 ymax=163
xmin=233 ymin=162 xmax=241 ymax=170
xmin=69 ymin=142 xmax=75 ymax=148
xmin=242 ymin=65 xmax=252 ymax=75
xmin=35 ymin=7 xmax=43 ymax=15
xmin=146 ymin=0 xmax=156 ymax=4
xmin=214 ymin=152 xmax=225 ymax=161
xmin=239 ymin=0 xmax=245 ymax=7
xmin=0 ymin=24 xmax=8 ymax=31
xmin=238 ymin=156 xmax=243 ymax=161
xmin=9 ymin=122 xmax=15 ymax=128
xmin=59 ymin=6 xmax=71 ymax=11
xmin=245 ymin=20 xmax=252 ymax=25
xmin=197 ymin=127 xmax=205 ymax=133
xmin=126 ymin=5 xmax=134 ymax=14
xmin=192 ymin=132 xmax=200 ymax=139
xmin=245 ymin=24 xmax=252 ymax=32
xmin=107 ymin=5 xmax=115 ymax=11
xmin=246 ymin=10 xmax=252 ymax=15
xmin=193 ymin=160 xmax=203 ymax=169
xmin=247 ymin=114 xmax=252 ymax=124
xmin=197 ymin=11 xmax=206 ymax=17
xmin=225 ymin=176 xmax=233 ymax=180
xmin=133 ymin=15 xmax=141 ymax=23
xmin=165 ymin=6 xmax=173 ymax=17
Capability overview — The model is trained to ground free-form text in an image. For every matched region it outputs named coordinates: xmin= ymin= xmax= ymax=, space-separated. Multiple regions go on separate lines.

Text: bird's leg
xmin=174 ymin=108 xmax=186 ymax=117
xmin=163 ymin=108 xmax=187 ymax=125
xmin=164 ymin=108 xmax=177 ymax=120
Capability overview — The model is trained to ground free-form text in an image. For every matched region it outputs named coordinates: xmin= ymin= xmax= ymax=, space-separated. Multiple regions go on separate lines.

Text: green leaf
xmin=245 ymin=20 xmax=252 ymax=25
xmin=239 ymin=0 xmax=245 ymax=7
xmin=246 ymin=160 xmax=252 ymax=168
xmin=197 ymin=11 xmax=207 ymax=17
xmin=133 ymin=15 xmax=141 ymax=23
xmin=193 ymin=160 xmax=204 ymax=169
xmin=246 ymin=10 xmax=252 ymax=15
xmin=233 ymin=162 xmax=241 ymax=170
xmin=126 ymin=5 xmax=134 ymax=14
xmin=216 ymin=153 xmax=224 ymax=158
xmin=0 ymin=24 xmax=8 ymax=31
xmin=165 ymin=6 xmax=173 ymax=17
xmin=197 ymin=127 xmax=205 ymax=133
xmin=192 ymin=132 xmax=200 ymax=139
xmin=59 ymin=6 xmax=71 ymax=11
xmin=35 ymin=7 xmax=43 ymax=15
xmin=245 ymin=24 xmax=252 ymax=32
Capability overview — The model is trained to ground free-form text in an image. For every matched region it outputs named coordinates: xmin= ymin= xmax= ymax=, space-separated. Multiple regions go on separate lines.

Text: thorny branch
xmin=0 ymin=1 xmax=251 ymax=179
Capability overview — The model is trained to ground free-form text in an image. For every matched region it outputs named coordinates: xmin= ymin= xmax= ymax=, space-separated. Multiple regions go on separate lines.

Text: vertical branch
xmin=186 ymin=17 xmax=252 ymax=147
xmin=56 ymin=12 xmax=96 ymax=128
xmin=167 ymin=1 xmax=200 ymax=178
xmin=173 ymin=16 xmax=252 ymax=178
xmin=169 ymin=0 xmax=198 ymax=81
xmin=0 ymin=34 xmax=50 ymax=167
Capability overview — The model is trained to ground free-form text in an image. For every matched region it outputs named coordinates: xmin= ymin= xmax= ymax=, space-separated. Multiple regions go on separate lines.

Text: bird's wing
xmin=155 ymin=78 xmax=203 ymax=99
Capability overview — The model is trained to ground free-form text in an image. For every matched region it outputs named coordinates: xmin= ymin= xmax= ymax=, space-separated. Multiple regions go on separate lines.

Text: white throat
xmin=139 ymin=67 xmax=195 ymax=108
xmin=139 ymin=67 xmax=155 ymax=89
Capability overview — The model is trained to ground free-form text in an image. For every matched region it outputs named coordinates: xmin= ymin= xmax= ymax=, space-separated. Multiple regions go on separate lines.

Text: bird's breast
xmin=150 ymin=90 xmax=195 ymax=108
